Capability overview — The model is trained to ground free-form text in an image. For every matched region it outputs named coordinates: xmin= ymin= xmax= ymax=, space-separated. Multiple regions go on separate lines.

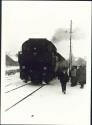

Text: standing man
xmin=58 ymin=68 xmax=69 ymax=94
xmin=70 ymin=66 xmax=77 ymax=87
xmin=77 ymin=65 xmax=86 ymax=88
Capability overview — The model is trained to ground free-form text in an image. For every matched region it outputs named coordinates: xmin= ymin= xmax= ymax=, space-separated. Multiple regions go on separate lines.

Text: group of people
xmin=58 ymin=65 xmax=86 ymax=94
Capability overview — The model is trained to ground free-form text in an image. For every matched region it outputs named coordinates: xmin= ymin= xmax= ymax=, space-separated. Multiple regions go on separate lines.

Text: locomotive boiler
xmin=18 ymin=38 xmax=66 ymax=84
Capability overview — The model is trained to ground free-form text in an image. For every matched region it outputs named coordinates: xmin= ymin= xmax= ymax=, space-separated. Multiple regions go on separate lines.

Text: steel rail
xmin=5 ymin=83 xmax=29 ymax=93
xmin=5 ymin=84 xmax=45 ymax=112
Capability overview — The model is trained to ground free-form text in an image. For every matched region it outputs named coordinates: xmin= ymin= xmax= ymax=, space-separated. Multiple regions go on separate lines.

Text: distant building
xmin=6 ymin=55 xmax=19 ymax=66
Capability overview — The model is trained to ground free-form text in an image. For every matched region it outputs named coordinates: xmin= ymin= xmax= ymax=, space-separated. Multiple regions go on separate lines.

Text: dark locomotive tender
xmin=18 ymin=38 xmax=66 ymax=84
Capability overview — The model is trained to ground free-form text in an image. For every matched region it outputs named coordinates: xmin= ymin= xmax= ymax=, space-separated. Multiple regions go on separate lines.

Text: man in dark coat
xmin=58 ymin=68 xmax=69 ymax=94
xmin=76 ymin=65 xmax=86 ymax=88
xmin=70 ymin=66 xmax=77 ymax=87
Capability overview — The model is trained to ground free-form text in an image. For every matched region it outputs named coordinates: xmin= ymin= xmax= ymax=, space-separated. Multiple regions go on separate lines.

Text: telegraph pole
xmin=69 ymin=20 xmax=72 ymax=77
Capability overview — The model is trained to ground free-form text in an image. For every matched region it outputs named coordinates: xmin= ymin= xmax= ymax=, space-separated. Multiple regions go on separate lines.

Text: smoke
xmin=52 ymin=28 xmax=70 ymax=43
xmin=52 ymin=27 xmax=85 ymax=43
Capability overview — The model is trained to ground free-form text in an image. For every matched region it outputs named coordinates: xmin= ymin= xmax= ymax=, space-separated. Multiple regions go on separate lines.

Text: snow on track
xmin=3 ymin=73 xmax=91 ymax=125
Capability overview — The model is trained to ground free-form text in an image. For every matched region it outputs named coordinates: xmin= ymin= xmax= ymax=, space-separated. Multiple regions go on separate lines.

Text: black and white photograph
xmin=1 ymin=1 xmax=91 ymax=125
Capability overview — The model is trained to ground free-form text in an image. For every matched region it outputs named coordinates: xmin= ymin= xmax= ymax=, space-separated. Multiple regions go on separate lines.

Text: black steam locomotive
xmin=18 ymin=38 xmax=66 ymax=84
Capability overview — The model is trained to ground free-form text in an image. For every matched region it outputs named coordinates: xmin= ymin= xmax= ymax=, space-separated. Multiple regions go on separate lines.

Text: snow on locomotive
xmin=18 ymin=38 xmax=66 ymax=84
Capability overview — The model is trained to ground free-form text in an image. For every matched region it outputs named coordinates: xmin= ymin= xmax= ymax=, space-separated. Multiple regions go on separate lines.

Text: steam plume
xmin=52 ymin=27 xmax=85 ymax=43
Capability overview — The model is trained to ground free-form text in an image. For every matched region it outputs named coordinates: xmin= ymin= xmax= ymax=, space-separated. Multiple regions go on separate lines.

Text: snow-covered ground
xmin=1 ymin=73 xmax=91 ymax=125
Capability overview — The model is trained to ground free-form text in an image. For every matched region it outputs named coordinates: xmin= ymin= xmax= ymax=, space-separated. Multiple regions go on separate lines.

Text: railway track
xmin=5 ymin=84 xmax=46 ymax=112
xmin=5 ymin=83 xmax=29 ymax=93
xmin=5 ymin=83 xmax=13 ymax=87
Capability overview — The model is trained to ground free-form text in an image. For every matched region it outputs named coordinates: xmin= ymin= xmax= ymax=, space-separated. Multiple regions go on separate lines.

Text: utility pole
xmin=69 ymin=20 xmax=72 ymax=77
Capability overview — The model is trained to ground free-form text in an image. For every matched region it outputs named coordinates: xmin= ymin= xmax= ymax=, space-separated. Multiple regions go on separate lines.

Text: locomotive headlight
xmin=43 ymin=66 xmax=47 ymax=70
xmin=20 ymin=51 xmax=22 ymax=54
xmin=34 ymin=47 xmax=37 ymax=50
xmin=22 ymin=66 xmax=25 ymax=69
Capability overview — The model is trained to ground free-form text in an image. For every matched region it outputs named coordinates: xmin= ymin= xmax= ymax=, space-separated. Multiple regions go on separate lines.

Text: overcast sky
xmin=2 ymin=1 xmax=91 ymax=59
